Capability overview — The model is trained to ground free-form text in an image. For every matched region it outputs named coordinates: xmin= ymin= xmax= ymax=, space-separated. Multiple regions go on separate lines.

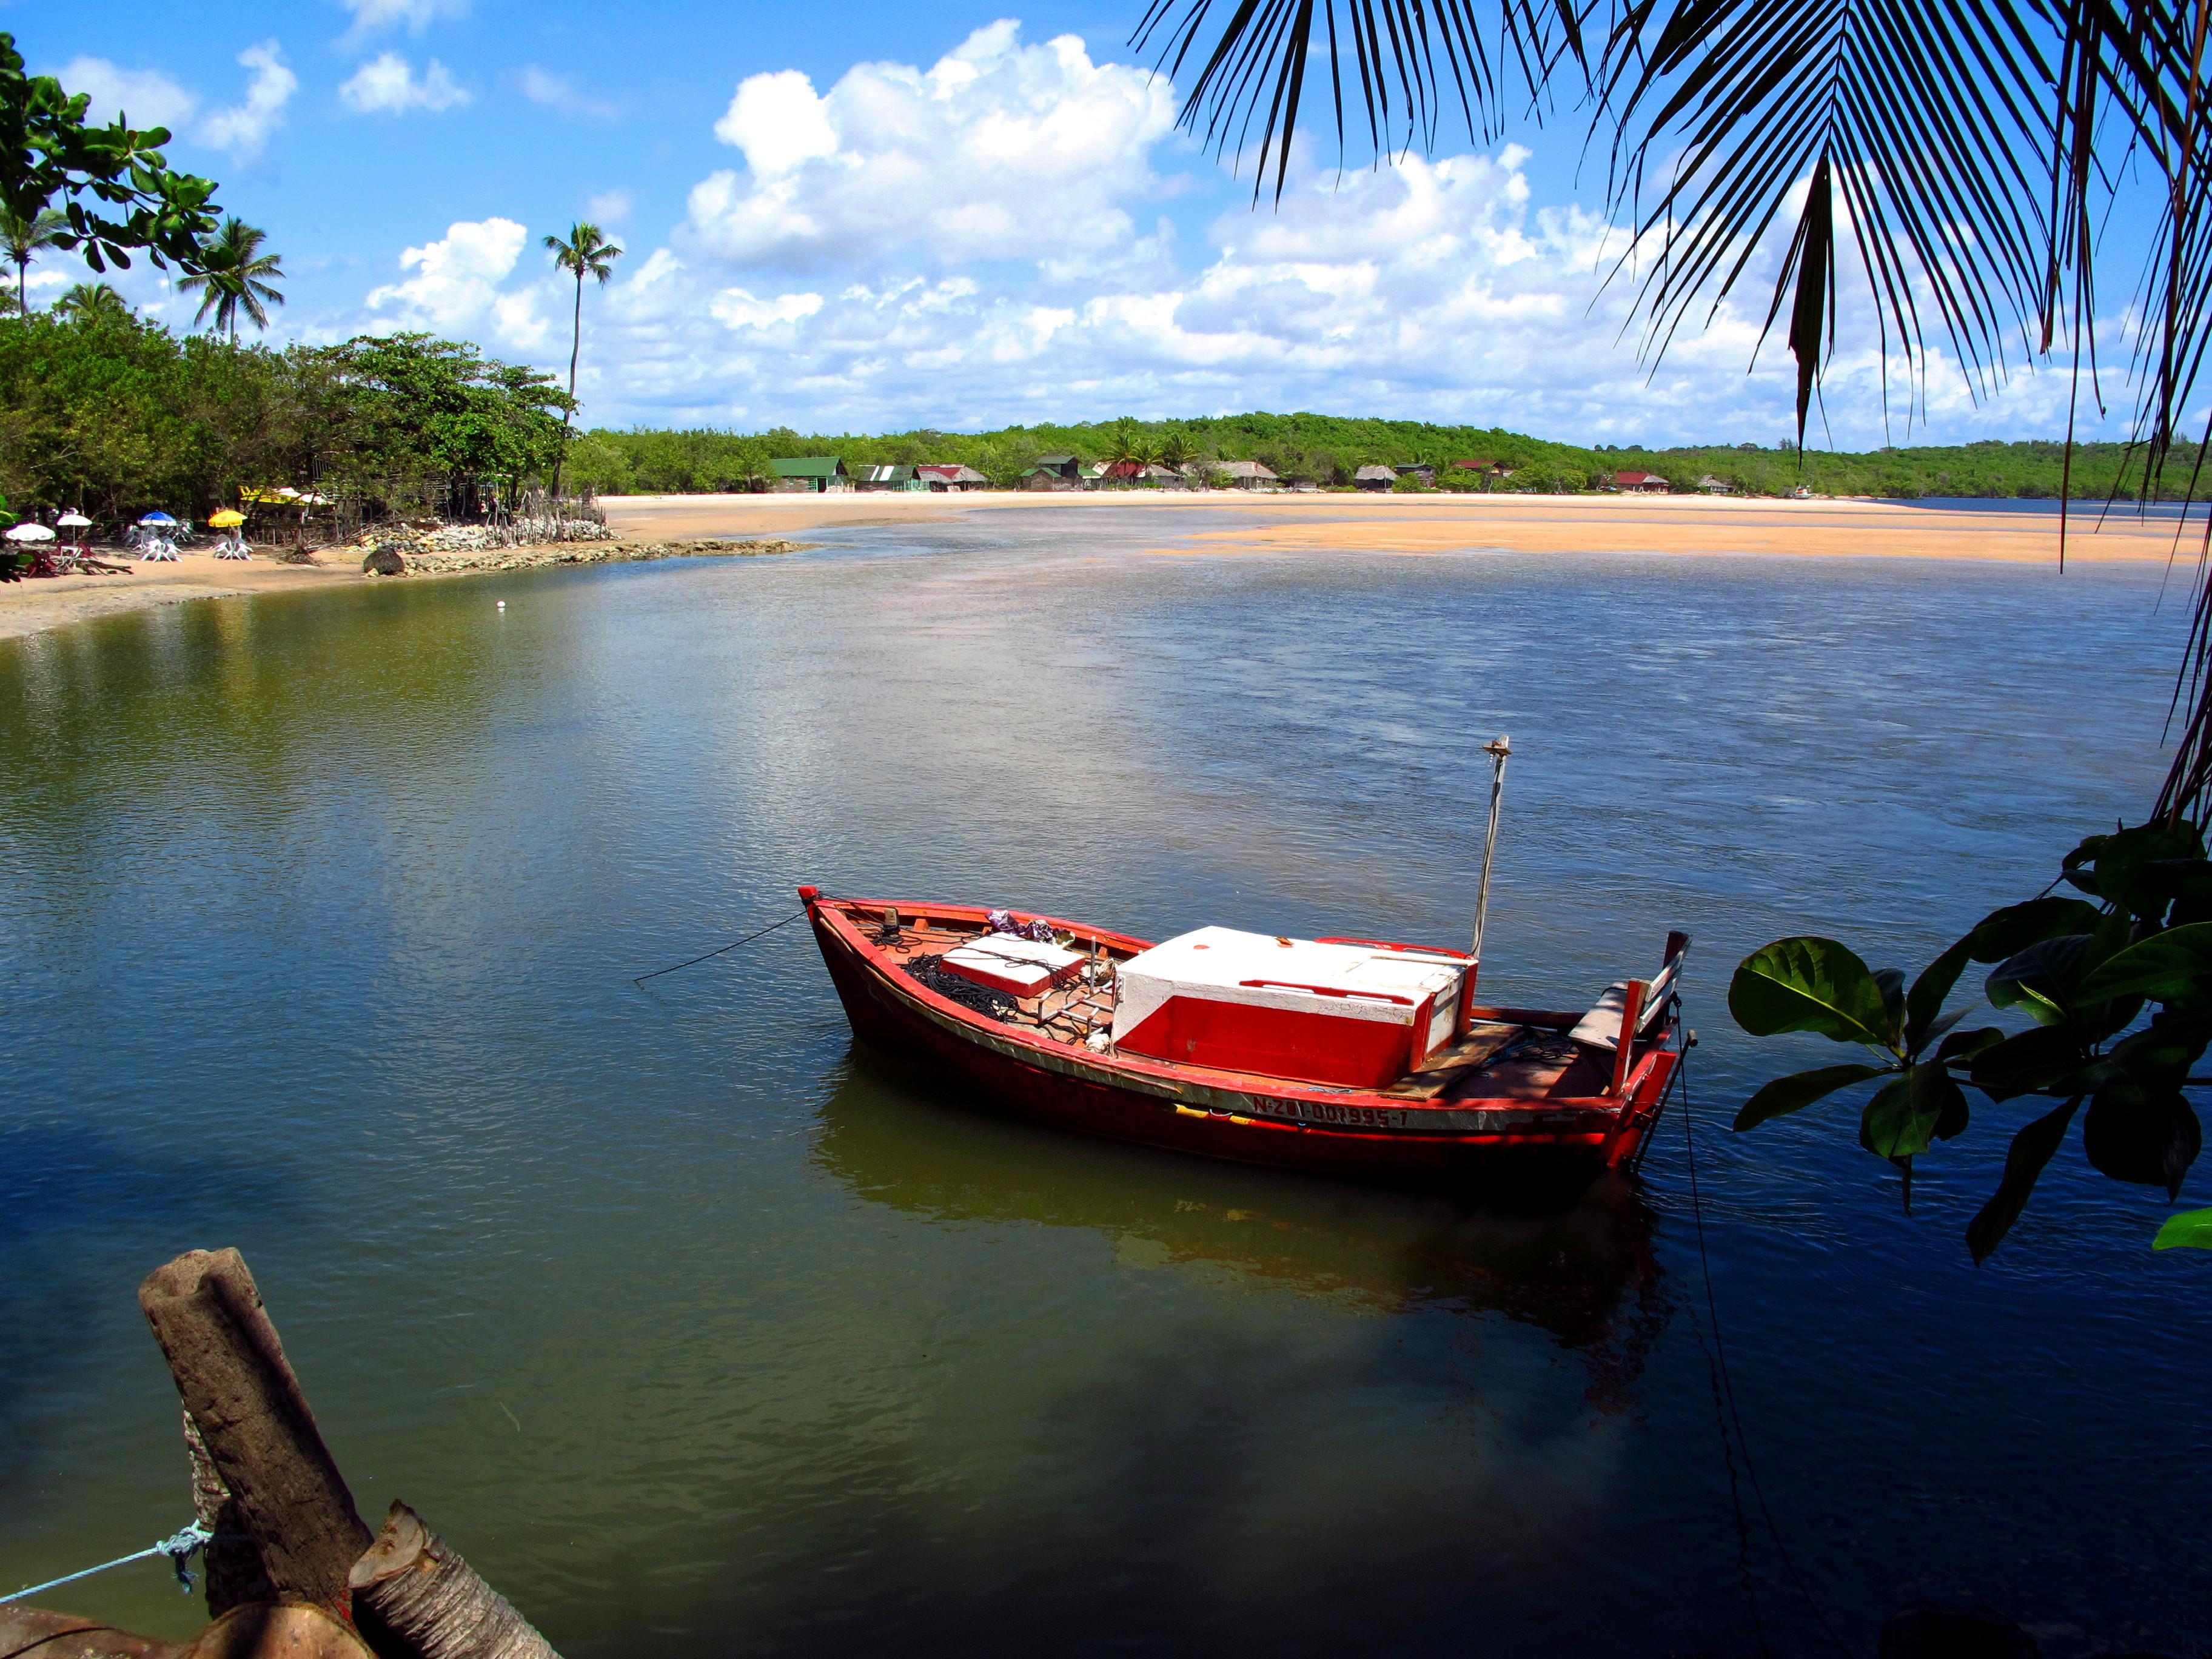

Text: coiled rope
xmin=3 ymin=1521 xmax=213 ymax=1604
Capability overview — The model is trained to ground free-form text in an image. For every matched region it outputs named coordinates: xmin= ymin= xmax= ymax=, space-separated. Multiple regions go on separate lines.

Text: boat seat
xmin=1567 ymin=952 xmax=1684 ymax=1052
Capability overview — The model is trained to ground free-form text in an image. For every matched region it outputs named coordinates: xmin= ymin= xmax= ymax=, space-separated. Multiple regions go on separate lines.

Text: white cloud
xmin=520 ymin=67 xmax=620 ymax=121
xmin=340 ymin=0 xmax=468 ymax=41
xmin=586 ymin=190 xmax=634 ymax=226
xmin=366 ymin=218 xmax=543 ymax=346
xmin=708 ymin=287 xmax=823 ymax=330
xmin=199 ymin=41 xmax=297 ymax=163
xmin=55 ymin=58 xmax=198 ymax=133
xmin=321 ymin=25 xmax=2145 ymax=447
xmin=686 ymin=21 xmax=1175 ymax=272
xmin=341 ymin=53 xmax=470 ymax=115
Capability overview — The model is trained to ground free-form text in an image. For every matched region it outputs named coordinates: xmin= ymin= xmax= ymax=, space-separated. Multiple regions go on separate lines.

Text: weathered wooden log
xmin=183 ymin=1408 xmax=278 ymax=1615
xmin=138 ymin=1251 xmax=372 ymax=1617
xmin=347 ymin=1504 xmax=558 ymax=1659
xmin=183 ymin=1603 xmax=374 ymax=1659
xmin=0 ymin=1602 xmax=185 ymax=1658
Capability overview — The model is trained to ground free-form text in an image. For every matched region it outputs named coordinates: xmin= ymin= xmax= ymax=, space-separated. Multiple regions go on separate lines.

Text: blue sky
xmin=26 ymin=1 xmax=2142 ymax=447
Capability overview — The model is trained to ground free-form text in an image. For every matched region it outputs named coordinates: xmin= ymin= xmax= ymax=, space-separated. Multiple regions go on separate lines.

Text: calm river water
xmin=2 ymin=509 xmax=2206 ymax=1657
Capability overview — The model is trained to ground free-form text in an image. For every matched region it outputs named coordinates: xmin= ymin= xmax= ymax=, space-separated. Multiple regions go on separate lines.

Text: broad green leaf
xmin=1936 ymin=1025 xmax=2005 ymax=1065
xmin=1905 ymin=938 xmax=1972 ymax=1053
xmin=1734 ymin=1063 xmax=1891 ymax=1131
xmin=1962 ymin=897 xmax=2106 ymax=962
xmin=1985 ymin=935 xmax=2091 ymax=1025
xmin=2080 ymin=823 xmax=2205 ymax=920
xmin=2151 ymin=1208 xmax=2212 ymax=1250
xmin=2104 ymin=1006 xmax=2212 ymax=1090
xmin=1729 ymin=937 xmax=1897 ymax=1049
xmin=1966 ymin=1098 xmax=2081 ymax=1263
xmin=1968 ymin=1025 xmax=2086 ymax=1102
xmin=2083 ymin=1088 xmax=2202 ymax=1199
xmin=2074 ymin=921 xmax=2212 ymax=1006
xmin=1860 ymin=1062 xmax=1963 ymax=1161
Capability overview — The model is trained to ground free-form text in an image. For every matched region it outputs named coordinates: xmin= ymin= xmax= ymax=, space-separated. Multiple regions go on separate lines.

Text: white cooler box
xmin=1111 ymin=927 xmax=1469 ymax=1088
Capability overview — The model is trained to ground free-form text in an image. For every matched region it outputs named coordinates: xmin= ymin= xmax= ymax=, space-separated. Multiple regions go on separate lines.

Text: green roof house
xmin=772 ymin=457 xmax=851 ymax=494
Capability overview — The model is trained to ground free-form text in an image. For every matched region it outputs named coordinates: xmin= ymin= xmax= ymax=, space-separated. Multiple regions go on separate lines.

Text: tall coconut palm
xmin=542 ymin=221 xmax=622 ymax=504
xmin=176 ymin=218 xmax=285 ymax=343
xmin=1133 ymin=0 xmax=2212 ymax=812
xmin=0 ymin=204 xmax=67 ymax=311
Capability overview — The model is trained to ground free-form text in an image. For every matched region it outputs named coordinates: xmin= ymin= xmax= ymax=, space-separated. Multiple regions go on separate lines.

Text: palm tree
xmin=0 ymin=205 xmax=67 ymax=312
xmin=1134 ymin=1 xmax=2212 ymax=813
xmin=542 ymin=221 xmax=622 ymax=504
xmin=176 ymin=218 xmax=285 ymax=343
xmin=55 ymin=282 xmax=131 ymax=325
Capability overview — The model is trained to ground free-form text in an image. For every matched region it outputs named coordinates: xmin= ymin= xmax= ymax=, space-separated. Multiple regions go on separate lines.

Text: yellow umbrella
xmin=209 ymin=509 xmax=246 ymax=527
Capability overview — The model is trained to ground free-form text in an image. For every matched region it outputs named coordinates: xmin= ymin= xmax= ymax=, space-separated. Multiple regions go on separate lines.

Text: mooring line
xmin=632 ymin=908 xmax=806 ymax=987
xmin=1676 ymin=1045 xmax=1854 ymax=1659
xmin=3 ymin=1521 xmax=213 ymax=1604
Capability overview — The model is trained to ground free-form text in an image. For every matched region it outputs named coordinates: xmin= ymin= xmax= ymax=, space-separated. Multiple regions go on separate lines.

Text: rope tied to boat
xmin=2 ymin=1520 xmax=216 ymax=1604
xmin=632 ymin=908 xmax=806 ymax=987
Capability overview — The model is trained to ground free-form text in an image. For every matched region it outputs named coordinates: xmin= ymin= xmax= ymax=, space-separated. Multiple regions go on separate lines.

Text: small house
xmin=1023 ymin=452 xmax=1084 ymax=491
xmin=1611 ymin=470 xmax=1671 ymax=494
xmin=1353 ymin=464 xmax=1398 ymax=491
xmin=851 ymin=464 xmax=923 ymax=492
xmin=916 ymin=464 xmax=988 ymax=491
xmin=1396 ymin=464 xmax=1436 ymax=487
xmin=1214 ymin=460 xmax=1280 ymax=490
xmin=772 ymin=457 xmax=851 ymax=494
xmin=1697 ymin=474 xmax=1736 ymax=495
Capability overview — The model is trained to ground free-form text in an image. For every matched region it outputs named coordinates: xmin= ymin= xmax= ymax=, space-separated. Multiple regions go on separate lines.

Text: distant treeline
xmin=570 ymin=413 xmax=2182 ymax=500
xmin=0 ymin=306 xmax=568 ymax=522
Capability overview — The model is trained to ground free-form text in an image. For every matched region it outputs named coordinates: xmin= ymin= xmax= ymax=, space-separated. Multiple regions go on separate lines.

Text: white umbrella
xmin=58 ymin=512 xmax=92 ymax=528
xmin=6 ymin=523 xmax=56 ymax=541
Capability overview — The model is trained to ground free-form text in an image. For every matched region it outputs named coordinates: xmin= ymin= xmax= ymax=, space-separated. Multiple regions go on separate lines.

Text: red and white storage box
xmin=941 ymin=932 xmax=1086 ymax=997
xmin=1110 ymin=927 xmax=1469 ymax=1088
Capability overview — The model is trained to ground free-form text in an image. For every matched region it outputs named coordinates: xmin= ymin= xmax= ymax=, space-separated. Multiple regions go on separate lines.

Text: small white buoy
xmin=496 ymin=600 xmax=505 ymax=610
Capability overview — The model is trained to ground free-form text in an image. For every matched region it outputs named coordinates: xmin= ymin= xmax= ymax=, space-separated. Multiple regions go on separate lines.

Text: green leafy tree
xmin=175 ymin=218 xmax=283 ymax=343
xmin=541 ymin=221 xmax=621 ymax=503
xmin=0 ymin=202 xmax=64 ymax=309
xmin=0 ymin=33 xmax=221 ymax=276
xmin=1732 ymin=825 xmax=2212 ymax=1256
xmin=335 ymin=333 xmax=569 ymax=501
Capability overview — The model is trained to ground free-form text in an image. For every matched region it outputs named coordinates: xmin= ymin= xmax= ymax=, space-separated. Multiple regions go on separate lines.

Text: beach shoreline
xmin=2 ymin=492 xmax=2177 ymax=644
xmin=0 ymin=536 xmax=800 ymax=643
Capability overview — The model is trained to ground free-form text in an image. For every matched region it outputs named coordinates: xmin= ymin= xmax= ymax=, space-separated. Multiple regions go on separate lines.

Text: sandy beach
xmin=605 ymin=488 xmax=2193 ymax=565
xmin=4 ymin=493 xmax=2185 ymax=645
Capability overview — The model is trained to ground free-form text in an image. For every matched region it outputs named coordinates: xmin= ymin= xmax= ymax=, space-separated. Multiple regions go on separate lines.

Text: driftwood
xmin=183 ymin=1604 xmax=373 ymax=1659
xmin=184 ymin=1409 xmax=278 ymax=1615
xmin=138 ymin=1251 xmax=372 ymax=1617
xmin=0 ymin=1603 xmax=184 ymax=1658
xmin=348 ymin=1504 xmax=558 ymax=1659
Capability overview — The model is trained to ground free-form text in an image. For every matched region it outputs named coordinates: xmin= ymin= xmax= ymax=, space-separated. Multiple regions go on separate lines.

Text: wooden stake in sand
xmin=349 ymin=1503 xmax=558 ymax=1659
xmin=138 ymin=1250 xmax=372 ymax=1616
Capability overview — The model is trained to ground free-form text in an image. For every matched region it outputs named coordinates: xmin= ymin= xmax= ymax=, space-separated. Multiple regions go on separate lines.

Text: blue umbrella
xmin=138 ymin=511 xmax=178 ymax=526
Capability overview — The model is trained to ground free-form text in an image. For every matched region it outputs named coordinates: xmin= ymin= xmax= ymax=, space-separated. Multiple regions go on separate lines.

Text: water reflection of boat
xmin=812 ymin=1053 xmax=1670 ymax=1404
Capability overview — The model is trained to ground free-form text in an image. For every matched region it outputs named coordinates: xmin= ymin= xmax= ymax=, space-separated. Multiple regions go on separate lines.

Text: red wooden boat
xmin=800 ymin=732 xmax=1686 ymax=1188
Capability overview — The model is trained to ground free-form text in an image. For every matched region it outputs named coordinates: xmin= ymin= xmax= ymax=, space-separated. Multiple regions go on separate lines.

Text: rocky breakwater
xmin=355 ymin=525 xmax=806 ymax=578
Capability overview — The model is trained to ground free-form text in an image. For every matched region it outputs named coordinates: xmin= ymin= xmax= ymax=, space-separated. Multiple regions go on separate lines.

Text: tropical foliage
xmin=176 ymin=217 xmax=284 ymax=342
xmin=1731 ymin=826 xmax=2212 ymax=1257
xmin=543 ymin=221 xmax=621 ymax=500
xmin=0 ymin=201 xmax=64 ymax=309
xmin=564 ymin=413 xmax=2187 ymax=501
xmin=0 ymin=32 xmax=221 ymax=276
xmin=0 ymin=309 xmax=568 ymax=520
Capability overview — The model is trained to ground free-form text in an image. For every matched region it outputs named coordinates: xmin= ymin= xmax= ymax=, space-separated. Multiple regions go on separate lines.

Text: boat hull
xmin=804 ymin=893 xmax=1678 ymax=1189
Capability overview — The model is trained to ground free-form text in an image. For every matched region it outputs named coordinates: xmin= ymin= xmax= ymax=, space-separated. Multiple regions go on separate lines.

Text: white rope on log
xmin=349 ymin=1503 xmax=559 ymax=1659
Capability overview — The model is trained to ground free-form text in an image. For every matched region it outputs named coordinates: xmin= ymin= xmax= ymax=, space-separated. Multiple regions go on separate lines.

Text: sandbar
xmin=603 ymin=488 xmax=2194 ymax=567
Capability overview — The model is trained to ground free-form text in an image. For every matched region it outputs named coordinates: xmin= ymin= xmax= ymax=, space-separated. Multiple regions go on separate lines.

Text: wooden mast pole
xmin=1470 ymin=735 xmax=1512 ymax=971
